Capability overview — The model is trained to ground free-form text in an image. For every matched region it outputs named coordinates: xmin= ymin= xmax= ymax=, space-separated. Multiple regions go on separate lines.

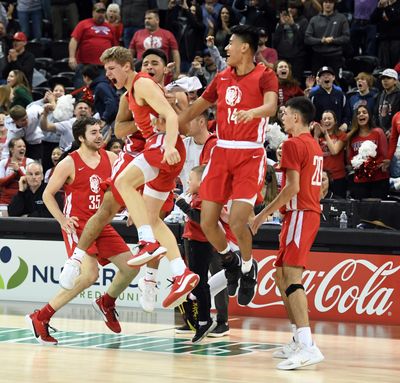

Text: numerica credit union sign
xmin=229 ymin=250 xmax=400 ymax=325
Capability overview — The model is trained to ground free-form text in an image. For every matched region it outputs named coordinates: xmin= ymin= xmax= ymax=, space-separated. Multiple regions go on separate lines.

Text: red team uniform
xmin=276 ymin=133 xmax=323 ymax=268
xmin=200 ymin=64 xmax=278 ymax=204
xmin=62 ymin=149 xmax=129 ymax=265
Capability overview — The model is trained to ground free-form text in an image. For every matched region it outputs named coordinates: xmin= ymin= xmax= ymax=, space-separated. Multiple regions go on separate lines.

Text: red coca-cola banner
xmin=228 ymin=249 xmax=400 ymax=325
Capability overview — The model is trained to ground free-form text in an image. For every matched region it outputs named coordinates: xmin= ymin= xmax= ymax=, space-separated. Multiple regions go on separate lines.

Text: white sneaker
xmin=138 ymin=277 xmax=157 ymax=313
xmin=276 ymin=343 xmax=324 ymax=370
xmin=272 ymin=338 xmax=297 ymax=359
xmin=59 ymin=258 xmax=81 ymax=290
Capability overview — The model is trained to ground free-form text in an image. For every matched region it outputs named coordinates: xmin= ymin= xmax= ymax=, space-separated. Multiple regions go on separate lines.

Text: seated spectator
xmin=255 ymin=28 xmax=278 ymax=68
xmin=106 ymin=3 xmax=123 ymax=44
xmin=7 ymin=69 xmax=32 ymax=108
xmin=44 ymin=146 xmax=63 ymax=183
xmin=0 ymin=85 xmax=11 ymax=113
xmin=313 ymin=110 xmax=348 ymax=198
xmin=274 ymin=60 xmax=304 ymax=108
xmin=3 ymin=105 xmax=43 ymax=160
xmin=3 ymin=32 xmax=35 ymax=86
xmin=348 ymin=105 xmax=389 ymax=200
xmin=8 ymin=161 xmax=61 ymax=217
xmin=0 ymin=137 xmax=34 ymax=205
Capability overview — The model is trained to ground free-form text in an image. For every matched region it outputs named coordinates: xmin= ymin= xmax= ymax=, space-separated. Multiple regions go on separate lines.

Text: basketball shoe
xmin=192 ymin=319 xmax=217 ymax=343
xmin=237 ymin=259 xmax=258 ymax=306
xmin=162 ymin=268 xmax=200 ymax=308
xmin=207 ymin=322 xmax=230 ymax=338
xmin=59 ymin=258 xmax=81 ymax=290
xmin=138 ymin=277 xmax=157 ymax=313
xmin=127 ymin=240 xmax=167 ymax=267
xmin=92 ymin=296 xmax=121 ymax=333
xmin=177 ymin=299 xmax=198 ymax=331
xmin=25 ymin=311 xmax=58 ymax=345
xmin=276 ymin=343 xmax=324 ymax=370
xmin=272 ymin=338 xmax=297 ymax=359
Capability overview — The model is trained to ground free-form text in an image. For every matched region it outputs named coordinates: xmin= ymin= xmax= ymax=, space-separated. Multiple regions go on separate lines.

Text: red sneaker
xmin=25 ymin=311 xmax=58 ymax=345
xmin=162 ymin=268 xmax=200 ymax=309
xmin=127 ymin=240 xmax=167 ymax=267
xmin=92 ymin=296 xmax=121 ymax=333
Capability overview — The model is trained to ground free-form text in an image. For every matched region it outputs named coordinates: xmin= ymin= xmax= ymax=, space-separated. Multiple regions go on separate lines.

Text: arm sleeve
xmin=201 ymin=75 xmax=219 ymax=104
xmin=281 ymin=139 xmax=302 ymax=172
xmin=175 ymin=198 xmax=201 ymax=224
xmin=260 ymin=69 xmax=279 ymax=94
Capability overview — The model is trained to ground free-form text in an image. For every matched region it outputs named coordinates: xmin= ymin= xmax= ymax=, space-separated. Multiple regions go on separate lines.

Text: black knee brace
xmin=285 ymin=284 xmax=304 ymax=297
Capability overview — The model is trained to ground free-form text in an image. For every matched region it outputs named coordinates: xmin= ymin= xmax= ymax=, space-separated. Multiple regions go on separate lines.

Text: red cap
xmin=13 ymin=32 xmax=28 ymax=42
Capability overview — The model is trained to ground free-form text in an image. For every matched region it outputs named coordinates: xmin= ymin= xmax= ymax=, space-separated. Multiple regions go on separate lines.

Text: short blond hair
xmin=355 ymin=72 xmax=374 ymax=88
xmin=100 ymin=46 xmax=134 ymax=68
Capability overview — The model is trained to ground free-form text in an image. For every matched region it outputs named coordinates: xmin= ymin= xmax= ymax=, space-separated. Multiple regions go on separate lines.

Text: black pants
xmin=185 ymin=239 xmax=213 ymax=323
xmin=41 ymin=141 xmax=59 ymax=173
xmin=26 ymin=143 xmax=43 ymax=162
xmin=350 ymin=178 xmax=390 ymax=200
xmin=209 ymin=252 xmax=229 ymax=323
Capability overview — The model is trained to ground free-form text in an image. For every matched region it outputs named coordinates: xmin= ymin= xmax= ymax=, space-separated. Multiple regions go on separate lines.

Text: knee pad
xmin=285 ymin=283 xmax=304 ymax=297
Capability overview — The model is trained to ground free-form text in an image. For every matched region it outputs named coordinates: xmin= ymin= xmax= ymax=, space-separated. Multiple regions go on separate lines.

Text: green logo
xmin=0 ymin=246 xmax=28 ymax=289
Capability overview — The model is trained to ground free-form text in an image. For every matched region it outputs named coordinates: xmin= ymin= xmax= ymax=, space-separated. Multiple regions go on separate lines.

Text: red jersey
xmin=201 ymin=64 xmax=278 ymax=143
xmin=318 ymin=132 xmax=347 ymax=180
xmin=128 ymin=72 xmax=162 ymax=140
xmin=129 ymin=28 xmax=179 ymax=61
xmin=182 ymin=194 xmax=208 ymax=242
xmin=0 ymin=157 xmax=31 ymax=204
xmin=199 ymin=134 xmax=217 ymax=165
xmin=63 ymin=149 xmax=111 ymax=221
xmin=388 ymin=111 xmax=400 ymax=160
xmin=281 ymin=133 xmax=323 ymax=213
xmin=71 ymin=19 xmax=117 ymax=65
xmin=349 ymin=128 xmax=389 ymax=183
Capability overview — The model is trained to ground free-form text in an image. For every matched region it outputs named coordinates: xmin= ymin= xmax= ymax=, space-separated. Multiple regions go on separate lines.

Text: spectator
xmin=0 ymin=21 xmax=10 ymax=77
xmin=44 ymin=146 xmax=62 ymax=183
xmin=348 ymin=105 xmax=389 ymax=199
xmin=305 ymin=0 xmax=350 ymax=77
xmin=0 ymin=137 xmax=34 ymax=205
xmin=309 ymin=66 xmax=347 ymax=126
xmin=202 ymin=0 xmax=223 ymax=36
xmin=272 ymin=1 xmax=308 ymax=83
xmin=106 ymin=3 xmax=123 ymax=44
xmin=3 ymin=105 xmax=43 ymax=160
xmin=129 ymin=9 xmax=181 ymax=77
xmin=255 ymin=28 xmax=278 ymax=68
xmin=0 ymin=85 xmax=11 ymax=113
xmin=302 ymin=0 xmax=323 ymax=20
xmin=82 ymin=64 xmax=119 ymax=126
xmin=3 ymin=32 xmax=35 ymax=86
xmin=371 ymin=0 xmax=400 ymax=68
xmin=274 ymin=60 xmax=304 ymax=108
xmin=106 ymin=138 xmax=124 ymax=155
xmin=50 ymin=0 xmax=79 ymax=41
xmin=8 ymin=161 xmax=61 ymax=217
xmin=0 ymin=112 xmax=6 ymax=159
xmin=374 ymin=68 xmax=400 ymax=136
xmin=7 ymin=69 xmax=32 ymax=108
xmin=16 ymin=0 xmax=42 ymax=40
xmin=69 ymin=2 xmax=117 ymax=87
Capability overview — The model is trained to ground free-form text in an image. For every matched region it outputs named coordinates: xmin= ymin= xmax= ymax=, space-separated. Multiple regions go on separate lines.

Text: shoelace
xmin=166 ymin=277 xmax=175 ymax=288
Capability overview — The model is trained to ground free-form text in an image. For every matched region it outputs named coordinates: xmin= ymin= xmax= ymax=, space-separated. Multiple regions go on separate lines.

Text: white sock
xmin=199 ymin=321 xmax=207 ymax=326
xmin=291 ymin=324 xmax=298 ymax=342
xmin=72 ymin=248 xmax=86 ymax=263
xmin=241 ymin=257 xmax=253 ymax=274
xmin=218 ymin=245 xmax=231 ymax=255
xmin=208 ymin=270 xmax=227 ymax=298
xmin=145 ymin=267 xmax=158 ymax=282
xmin=297 ymin=327 xmax=312 ymax=347
xmin=188 ymin=293 xmax=196 ymax=301
xmin=137 ymin=225 xmax=156 ymax=243
xmin=170 ymin=257 xmax=186 ymax=276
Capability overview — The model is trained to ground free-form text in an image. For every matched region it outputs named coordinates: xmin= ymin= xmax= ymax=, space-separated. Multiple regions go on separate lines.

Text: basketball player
xmin=251 ymin=97 xmax=325 ymax=370
xmin=179 ymin=25 xmax=278 ymax=306
xmin=25 ymin=117 xmax=138 ymax=345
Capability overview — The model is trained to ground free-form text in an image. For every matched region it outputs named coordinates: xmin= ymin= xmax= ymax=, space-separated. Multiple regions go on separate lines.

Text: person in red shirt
xmin=25 ymin=117 xmax=138 ymax=345
xmin=129 ymin=9 xmax=181 ymax=77
xmin=313 ymin=110 xmax=347 ymax=198
xmin=179 ymin=25 xmax=278 ymax=307
xmin=251 ymin=96 xmax=324 ymax=370
xmin=383 ymin=110 xmax=400 ymax=174
xmin=274 ymin=60 xmax=304 ymax=108
xmin=347 ymin=105 xmax=389 ymax=199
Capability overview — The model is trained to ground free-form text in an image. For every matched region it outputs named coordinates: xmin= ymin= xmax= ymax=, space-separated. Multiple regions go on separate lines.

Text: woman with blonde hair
xmin=0 ymin=85 xmax=11 ymax=113
xmin=6 ymin=69 xmax=33 ymax=108
xmin=106 ymin=3 xmax=123 ymax=43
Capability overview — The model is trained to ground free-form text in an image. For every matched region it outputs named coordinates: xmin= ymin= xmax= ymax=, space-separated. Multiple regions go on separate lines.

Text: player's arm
xmin=106 ymin=150 xmax=118 ymax=167
xmin=43 ymin=156 xmax=78 ymax=234
xmin=114 ymin=91 xmax=138 ymax=139
xmin=136 ymin=77 xmax=180 ymax=165
xmin=235 ymin=91 xmax=278 ymax=123
xmin=250 ymin=169 xmax=299 ymax=234
xmin=178 ymin=96 xmax=212 ymax=134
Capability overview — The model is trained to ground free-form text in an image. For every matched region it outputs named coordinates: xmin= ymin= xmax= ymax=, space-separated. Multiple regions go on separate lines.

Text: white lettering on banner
xmin=250 ymin=256 xmax=400 ymax=317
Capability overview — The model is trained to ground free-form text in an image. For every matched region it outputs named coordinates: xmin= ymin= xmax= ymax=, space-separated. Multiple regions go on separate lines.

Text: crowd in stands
xmin=1 ymin=0 xmax=400 ymax=218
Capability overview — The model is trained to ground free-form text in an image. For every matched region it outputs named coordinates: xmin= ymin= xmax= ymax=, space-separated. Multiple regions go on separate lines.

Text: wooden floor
xmin=0 ymin=301 xmax=399 ymax=383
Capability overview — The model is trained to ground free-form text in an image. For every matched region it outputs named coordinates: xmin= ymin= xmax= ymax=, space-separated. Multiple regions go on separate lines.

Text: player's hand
xmin=126 ymin=215 xmax=134 ymax=227
xmin=60 ymin=216 xmax=79 ymax=234
xmin=249 ymin=211 xmax=268 ymax=235
xmin=206 ymin=35 xmax=215 ymax=48
xmin=162 ymin=145 xmax=181 ymax=165
xmin=233 ymin=109 xmax=255 ymax=123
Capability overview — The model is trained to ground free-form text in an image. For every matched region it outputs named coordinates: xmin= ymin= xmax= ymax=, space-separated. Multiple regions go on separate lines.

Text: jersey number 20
xmin=311 ymin=156 xmax=323 ymax=186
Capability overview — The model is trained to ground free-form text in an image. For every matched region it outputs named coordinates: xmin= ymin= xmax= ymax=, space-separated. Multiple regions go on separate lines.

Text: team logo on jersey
xmin=225 ymin=86 xmax=242 ymax=106
xmin=89 ymin=174 xmax=102 ymax=193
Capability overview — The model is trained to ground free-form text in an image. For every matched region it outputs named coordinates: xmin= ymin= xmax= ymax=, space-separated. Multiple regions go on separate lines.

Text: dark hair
xmin=348 ymin=105 xmax=374 ymax=138
xmin=142 ymin=48 xmax=167 ymax=66
xmin=230 ymin=25 xmax=259 ymax=54
xmin=145 ymin=9 xmax=159 ymax=17
xmin=321 ymin=109 xmax=339 ymax=134
xmin=72 ymin=117 xmax=100 ymax=144
xmin=9 ymin=105 xmax=27 ymax=120
xmin=106 ymin=137 xmax=124 ymax=151
xmin=285 ymin=96 xmax=316 ymax=125
xmin=216 ymin=6 xmax=238 ymax=32
xmin=82 ymin=64 xmax=100 ymax=81
xmin=8 ymin=137 xmax=25 ymax=157
xmin=74 ymin=99 xmax=93 ymax=110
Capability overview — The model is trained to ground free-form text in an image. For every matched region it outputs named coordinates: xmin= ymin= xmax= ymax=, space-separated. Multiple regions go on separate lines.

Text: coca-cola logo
xmin=250 ymin=255 xmax=400 ymax=317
